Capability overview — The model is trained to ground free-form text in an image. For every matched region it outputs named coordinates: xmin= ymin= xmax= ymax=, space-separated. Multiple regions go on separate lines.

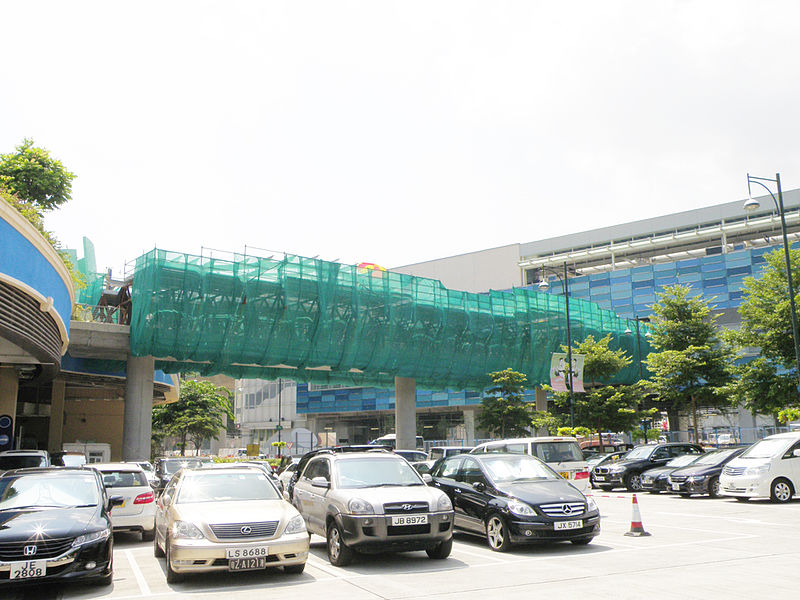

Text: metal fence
xmin=72 ymin=303 xmax=129 ymax=325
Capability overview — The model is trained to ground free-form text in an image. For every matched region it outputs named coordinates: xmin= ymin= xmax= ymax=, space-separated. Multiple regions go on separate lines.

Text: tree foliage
xmin=478 ymin=369 xmax=531 ymax=438
xmin=0 ymin=138 xmax=75 ymax=211
xmin=152 ymin=379 xmax=233 ymax=456
xmin=645 ymin=285 xmax=732 ymax=433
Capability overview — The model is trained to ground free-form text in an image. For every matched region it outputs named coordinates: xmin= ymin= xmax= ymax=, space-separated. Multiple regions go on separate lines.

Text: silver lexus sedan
xmin=154 ymin=465 xmax=308 ymax=583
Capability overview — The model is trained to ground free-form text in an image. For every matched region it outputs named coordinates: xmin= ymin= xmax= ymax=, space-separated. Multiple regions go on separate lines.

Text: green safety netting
xmin=130 ymin=249 xmax=649 ymax=391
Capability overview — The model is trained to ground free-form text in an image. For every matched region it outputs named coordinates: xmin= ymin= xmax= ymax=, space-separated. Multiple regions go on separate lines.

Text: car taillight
xmin=575 ymin=470 xmax=589 ymax=479
xmin=134 ymin=491 xmax=154 ymax=504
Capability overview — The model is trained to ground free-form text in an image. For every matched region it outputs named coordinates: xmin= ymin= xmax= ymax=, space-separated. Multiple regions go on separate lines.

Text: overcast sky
xmin=3 ymin=1 xmax=800 ymax=279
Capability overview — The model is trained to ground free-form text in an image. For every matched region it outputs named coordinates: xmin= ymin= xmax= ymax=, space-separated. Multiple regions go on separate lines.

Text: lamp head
xmin=624 ymin=327 xmax=633 ymax=336
xmin=644 ymin=330 xmax=652 ymax=339
xmin=537 ymin=278 xmax=550 ymax=291
xmin=743 ymin=197 xmax=760 ymax=212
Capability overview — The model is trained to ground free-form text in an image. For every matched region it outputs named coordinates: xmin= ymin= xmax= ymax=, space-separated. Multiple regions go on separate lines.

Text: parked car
xmin=640 ymin=454 xmax=703 ymax=493
xmin=91 ymin=463 xmax=156 ymax=540
xmin=592 ymin=443 xmax=705 ymax=492
xmin=429 ymin=446 xmax=474 ymax=461
xmin=394 ymin=450 xmax=429 ymax=463
xmin=587 ymin=450 xmax=629 ymax=489
xmin=154 ymin=465 xmax=308 ymax=582
xmin=369 ymin=434 xmax=425 ymax=449
xmin=0 ymin=450 xmax=50 ymax=471
xmin=430 ymin=453 xmax=599 ymax=551
xmin=471 ymin=437 xmax=589 ymax=491
xmin=720 ymin=432 xmax=800 ymax=503
xmin=124 ymin=460 xmax=158 ymax=488
xmin=0 ymin=467 xmax=121 ymax=586
xmin=51 ymin=451 xmax=87 ymax=467
xmin=277 ymin=458 xmax=301 ymax=492
xmin=668 ymin=447 xmax=746 ymax=498
xmin=153 ymin=457 xmax=205 ymax=494
xmin=286 ymin=445 xmax=390 ymax=501
xmin=291 ymin=449 xmax=454 ymax=565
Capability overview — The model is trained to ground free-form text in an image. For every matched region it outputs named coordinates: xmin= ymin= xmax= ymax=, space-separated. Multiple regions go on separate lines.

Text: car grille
xmin=0 ymin=537 xmax=75 ymax=561
xmin=723 ymin=466 xmax=746 ymax=476
xmin=670 ymin=475 xmax=687 ymax=483
xmin=383 ymin=502 xmax=429 ymax=514
xmin=209 ymin=521 xmax=279 ymax=539
xmin=538 ymin=502 xmax=585 ymax=517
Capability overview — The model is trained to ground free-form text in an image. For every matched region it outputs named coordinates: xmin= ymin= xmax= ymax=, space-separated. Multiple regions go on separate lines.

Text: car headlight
xmin=507 ymin=500 xmax=536 ymax=517
xmin=172 ymin=521 xmax=205 ymax=539
xmin=437 ymin=494 xmax=453 ymax=511
xmin=688 ymin=475 xmax=706 ymax=482
xmin=72 ymin=528 xmax=111 ymax=548
xmin=745 ymin=464 xmax=770 ymax=476
xmin=347 ymin=498 xmax=374 ymax=515
xmin=284 ymin=514 xmax=306 ymax=534
xmin=585 ymin=496 xmax=598 ymax=512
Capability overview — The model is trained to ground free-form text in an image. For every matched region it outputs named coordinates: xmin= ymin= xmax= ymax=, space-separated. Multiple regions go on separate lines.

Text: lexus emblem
xmin=402 ymin=504 xmax=413 ymax=511
xmin=23 ymin=545 xmax=37 ymax=556
xmin=240 ymin=526 xmax=252 ymax=535
xmin=562 ymin=504 xmax=572 ymax=514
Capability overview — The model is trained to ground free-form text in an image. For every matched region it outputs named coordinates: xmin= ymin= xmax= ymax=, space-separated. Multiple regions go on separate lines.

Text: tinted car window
xmin=0 ymin=455 xmax=48 ymax=470
xmin=99 ymin=470 xmax=149 ymax=488
xmin=0 ymin=472 xmax=99 ymax=509
xmin=438 ymin=456 xmax=464 ymax=479
xmin=625 ymin=446 xmax=654 ymax=460
xmin=481 ymin=455 xmax=559 ymax=482
xmin=460 ymin=458 xmax=486 ymax=485
xmin=336 ymin=458 xmax=422 ymax=488
xmin=531 ymin=441 xmax=583 ymax=462
xmin=504 ymin=443 xmax=527 ymax=454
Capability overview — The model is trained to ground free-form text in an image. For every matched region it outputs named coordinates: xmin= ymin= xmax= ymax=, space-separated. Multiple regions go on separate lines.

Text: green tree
xmin=725 ymin=247 xmax=800 ymax=416
xmin=478 ymin=369 xmax=531 ymax=438
xmin=0 ymin=138 xmax=75 ymax=211
xmin=152 ymin=379 xmax=233 ymax=456
xmin=645 ymin=285 xmax=732 ymax=438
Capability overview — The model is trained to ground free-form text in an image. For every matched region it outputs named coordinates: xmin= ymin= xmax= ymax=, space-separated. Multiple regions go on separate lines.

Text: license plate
xmin=554 ymin=520 xmax=583 ymax=531
xmin=594 ymin=475 xmax=605 ymax=481
xmin=10 ymin=561 xmax=47 ymax=579
xmin=559 ymin=471 xmax=570 ymax=479
xmin=672 ymin=483 xmax=680 ymax=491
xmin=391 ymin=515 xmax=428 ymax=526
xmin=226 ymin=546 xmax=269 ymax=559
xmin=229 ymin=557 xmax=267 ymax=571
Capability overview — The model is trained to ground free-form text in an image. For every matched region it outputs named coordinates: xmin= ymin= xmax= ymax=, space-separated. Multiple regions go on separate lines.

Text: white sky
xmin=2 ymin=1 xmax=800 ymax=278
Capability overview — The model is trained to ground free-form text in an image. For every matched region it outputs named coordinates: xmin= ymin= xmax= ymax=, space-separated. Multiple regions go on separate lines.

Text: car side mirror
xmin=472 ymin=481 xmax=486 ymax=492
xmin=311 ymin=476 xmax=330 ymax=489
xmin=108 ymin=495 xmax=124 ymax=510
xmin=422 ymin=473 xmax=433 ymax=484
xmin=793 ymin=449 xmax=800 ymax=458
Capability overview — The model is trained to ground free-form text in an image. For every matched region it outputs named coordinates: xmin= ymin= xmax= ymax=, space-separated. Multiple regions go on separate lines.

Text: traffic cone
xmin=624 ymin=494 xmax=651 ymax=537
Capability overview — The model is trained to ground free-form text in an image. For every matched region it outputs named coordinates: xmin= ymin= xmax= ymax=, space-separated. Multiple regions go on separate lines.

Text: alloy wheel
xmin=486 ymin=516 xmax=506 ymax=550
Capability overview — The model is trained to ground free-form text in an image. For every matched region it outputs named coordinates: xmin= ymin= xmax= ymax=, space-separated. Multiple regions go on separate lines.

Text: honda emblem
xmin=23 ymin=545 xmax=37 ymax=556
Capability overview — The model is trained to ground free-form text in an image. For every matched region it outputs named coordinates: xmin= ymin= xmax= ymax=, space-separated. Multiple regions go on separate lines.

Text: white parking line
xmin=450 ymin=546 xmax=509 ymax=562
xmin=124 ymin=549 xmax=152 ymax=596
xmin=306 ymin=556 xmax=347 ymax=577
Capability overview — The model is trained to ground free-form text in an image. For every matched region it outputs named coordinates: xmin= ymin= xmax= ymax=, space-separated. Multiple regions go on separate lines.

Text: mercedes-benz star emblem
xmin=23 ymin=545 xmax=37 ymax=556
xmin=562 ymin=504 xmax=572 ymax=514
xmin=241 ymin=526 xmax=253 ymax=535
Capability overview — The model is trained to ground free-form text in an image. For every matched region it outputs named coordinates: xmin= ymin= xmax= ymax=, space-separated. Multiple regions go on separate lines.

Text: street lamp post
xmin=277 ymin=378 xmax=282 ymax=458
xmin=744 ymin=173 xmax=800 ymax=386
xmin=538 ymin=262 xmax=575 ymax=428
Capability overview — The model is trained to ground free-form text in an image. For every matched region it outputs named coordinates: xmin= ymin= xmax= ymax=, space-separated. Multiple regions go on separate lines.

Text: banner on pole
xmin=549 ymin=353 xmax=585 ymax=393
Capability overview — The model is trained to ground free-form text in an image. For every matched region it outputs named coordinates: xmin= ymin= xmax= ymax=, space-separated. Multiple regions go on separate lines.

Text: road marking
xmin=124 ymin=549 xmax=151 ymax=596
xmin=306 ymin=556 xmax=346 ymax=577
xmin=451 ymin=546 xmax=509 ymax=562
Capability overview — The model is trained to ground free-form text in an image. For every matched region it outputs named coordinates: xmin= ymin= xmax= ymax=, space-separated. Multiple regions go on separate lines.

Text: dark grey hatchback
xmin=430 ymin=453 xmax=600 ymax=551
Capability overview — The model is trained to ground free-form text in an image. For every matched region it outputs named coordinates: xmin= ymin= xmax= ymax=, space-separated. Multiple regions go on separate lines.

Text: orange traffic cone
xmin=624 ymin=494 xmax=651 ymax=537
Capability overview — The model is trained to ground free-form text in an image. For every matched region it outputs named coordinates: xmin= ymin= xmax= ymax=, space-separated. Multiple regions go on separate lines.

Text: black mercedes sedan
xmin=640 ymin=453 xmax=702 ymax=493
xmin=0 ymin=467 xmax=122 ymax=587
xmin=430 ymin=453 xmax=600 ymax=551
xmin=667 ymin=447 xmax=746 ymax=498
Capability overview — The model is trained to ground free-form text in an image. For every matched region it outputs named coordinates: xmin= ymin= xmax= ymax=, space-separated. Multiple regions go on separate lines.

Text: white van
xmin=719 ymin=432 xmax=800 ymax=503
xmin=369 ymin=433 xmax=424 ymax=450
xmin=471 ymin=437 xmax=589 ymax=491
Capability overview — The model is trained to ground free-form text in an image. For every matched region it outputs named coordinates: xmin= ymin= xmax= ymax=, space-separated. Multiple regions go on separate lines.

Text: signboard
xmin=549 ymin=353 xmax=585 ymax=393
xmin=246 ymin=443 xmax=260 ymax=457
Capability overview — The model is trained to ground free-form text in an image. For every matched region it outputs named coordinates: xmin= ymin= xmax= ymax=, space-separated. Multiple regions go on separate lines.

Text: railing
xmin=71 ymin=303 xmax=130 ymax=325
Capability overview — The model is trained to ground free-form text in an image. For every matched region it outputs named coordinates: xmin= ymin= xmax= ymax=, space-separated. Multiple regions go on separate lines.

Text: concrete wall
xmin=63 ymin=397 xmax=125 ymax=461
xmin=392 ymin=243 xmax=521 ymax=293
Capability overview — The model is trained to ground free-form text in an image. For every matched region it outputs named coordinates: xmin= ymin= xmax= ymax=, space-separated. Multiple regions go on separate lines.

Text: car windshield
xmin=692 ymin=449 xmax=738 ymax=466
xmin=0 ymin=455 xmax=48 ymax=470
xmin=336 ymin=458 xmax=423 ymax=488
xmin=162 ymin=459 xmax=203 ymax=474
xmin=137 ymin=462 xmax=153 ymax=472
xmin=0 ymin=473 xmax=99 ymax=510
xmin=480 ymin=455 xmax=560 ymax=483
xmin=531 ymin=442 xmax=584 ymax=463
xmin=624 ymin=446 xmax=655 ymax=460
xmin=666 ymin=454 xmax=701 ymax=468
xmin=740 ymin=438 xmax=791 ymax=459
xmin=177 ymin=472 xmax=281 ymax=503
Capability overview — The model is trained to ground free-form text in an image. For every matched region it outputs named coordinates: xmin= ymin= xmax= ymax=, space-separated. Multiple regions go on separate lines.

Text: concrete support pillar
xmin=48 ymin=378 xmax=66 ymax=453
xmin=123 ymin=355 xmax=154 ymax=461
xmin=395 ymin=376 xmax=417 ymax=450
xmin=463 ymin=408 xmax=476 ymax=446
xmin=0 ymin=367 xmax=18 ymax=419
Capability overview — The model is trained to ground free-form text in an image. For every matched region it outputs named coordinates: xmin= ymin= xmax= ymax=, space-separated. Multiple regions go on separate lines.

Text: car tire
xmin=142 ymin=527 xmax=155 ymax=542
xmin=570 ymin=536 xmax=593 ymax=546
xmin=426 ymin=537 xmax=452 ymax=559
xmin=485 ymin=514 xmax=512 ymax=552
xmin=624 ymin=473 xmax=642 ymax=492
xmin=154 ymin=530 xmax=165 ymax=557
xmin=284 ymin=563 xmax=306 ymax=574
xmin=327 ymin=521 xmax=354 ymax=566
xmin=165 ymin=535 xmax=184 ymax=584
xmin=92 ymin=570 xmax=113 ymax=586
xmin=770 ymin=478 xmax=795 ymax=503
xmin=707 ymin=476 xmax=721 ymax=499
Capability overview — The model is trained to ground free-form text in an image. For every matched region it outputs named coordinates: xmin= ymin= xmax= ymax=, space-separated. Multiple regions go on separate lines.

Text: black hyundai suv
xmin=592 ymin=443 xmax=704 ymax=492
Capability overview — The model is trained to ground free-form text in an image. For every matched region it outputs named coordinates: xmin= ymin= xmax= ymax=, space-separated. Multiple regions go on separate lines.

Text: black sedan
xmin=667 ymin=447 xmax=746 ymax=498
xmin=640 ymin=454 xmax=702 ymax=493
xmin=592 ymin=443 xmax=705 ymax=492
xmin=430 ymin=453 xmax=600 ymax=551
xmin=0 ymin=467 xmax=122 ymax=587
